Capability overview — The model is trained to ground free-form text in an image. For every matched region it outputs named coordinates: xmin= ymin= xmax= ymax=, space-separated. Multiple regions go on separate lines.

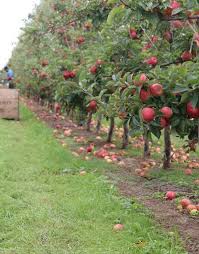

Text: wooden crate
xmin=0 ymin=89 xmax=19 ymax=120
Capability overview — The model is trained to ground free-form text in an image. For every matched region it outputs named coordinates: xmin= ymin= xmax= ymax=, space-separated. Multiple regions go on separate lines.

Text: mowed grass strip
xmin=0 ymin=107 xmax=185 ymax=254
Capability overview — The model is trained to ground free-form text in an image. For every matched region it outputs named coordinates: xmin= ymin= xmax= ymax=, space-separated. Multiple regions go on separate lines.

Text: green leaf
xmin=172 ymin=87 xmax=189 ymax=94
xmin=191 ymin=93 xmax=198 ymax=107
xmin=180 ymin=93 xmax=189 ymax=104
xmin=150 ymin=125 xmax=161 ymax=139
xmin=107 ymin=0 xmax=118 ymax=4
xmin=107 ymin=6 xmax=126 ymax=25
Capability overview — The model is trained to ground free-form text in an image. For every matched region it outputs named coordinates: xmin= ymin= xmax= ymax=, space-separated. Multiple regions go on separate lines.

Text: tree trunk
xmin=163 ymin=126 xmax=171 ymax=169
xmin=143 ymin=127 xmax=150 ymax=158
xmin=198 ymin=119 xmax=199 ymax=145
xmin=107 ymin=117 xmax=115 ymax=143
xmin=122 ymin=120 xmax=129 ymax=149
xmin=71 ymin=109 xmax=74 ymax=121
xmin=96 ymin=114 xmax=102 ymax=134
xmin=87 ymin=111 xmax=93 ymax=132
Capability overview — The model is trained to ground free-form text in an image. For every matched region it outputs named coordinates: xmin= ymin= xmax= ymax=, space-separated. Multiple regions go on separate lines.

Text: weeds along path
xmin=23 ymin=98 xmax=199 ymax=254
xmin=0 ymin=106 xmax=186 ymax=254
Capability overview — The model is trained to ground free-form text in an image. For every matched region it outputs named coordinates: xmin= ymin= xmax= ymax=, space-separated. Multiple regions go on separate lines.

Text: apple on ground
xmin=187 ymin=204 xmax=197 ymax=212
xmin=180 ymin=198 xmax=192 ymax=208
xmin=166 ymin=191 xmax=176 ymax=200
xmin=113 ymin=224 xmax=124 ymax=231
xmin=184 ymin=168 xmax=193 ymax=175
xmin=189 ymin=209 xmax=198 ymax=216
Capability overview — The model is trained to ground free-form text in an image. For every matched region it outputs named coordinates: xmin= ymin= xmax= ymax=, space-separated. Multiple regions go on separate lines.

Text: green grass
xmin=0 ymin=107 xmax=186 ymax=254
xmin=120 ymin=132 xmax=199 ymax=192
xmin=151 ymin=166 xmax=199 ymax=194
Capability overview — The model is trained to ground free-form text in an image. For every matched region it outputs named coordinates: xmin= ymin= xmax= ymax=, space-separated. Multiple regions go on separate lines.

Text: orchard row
xmin=10 ymin=0 xmax=199 ymax=168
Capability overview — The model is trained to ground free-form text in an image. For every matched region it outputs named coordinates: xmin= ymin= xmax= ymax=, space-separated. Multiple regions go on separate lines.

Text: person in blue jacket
xmin=4 ymin=66 xmax=15 ymax=88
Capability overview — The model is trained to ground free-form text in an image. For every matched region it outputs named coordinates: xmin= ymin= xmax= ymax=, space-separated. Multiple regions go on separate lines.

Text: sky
xmin=0 ymin=0 xmax=40 ymax=69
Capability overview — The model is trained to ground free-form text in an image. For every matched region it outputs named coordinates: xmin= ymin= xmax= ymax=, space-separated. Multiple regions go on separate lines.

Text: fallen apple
xmin=184 ymin=169 xmax=193 ymax=175
xmin=166 ymin=191 xmax=176 ymax=200
xmin=113 ymin=224 xmax=124 ymax=231
xmin=189 ymin=209 xmax=198 ymax=216
xmin=187 ymin=204 xmax=197 ymax=212
xmin=180 ymin=198 xmax=192 ymax=208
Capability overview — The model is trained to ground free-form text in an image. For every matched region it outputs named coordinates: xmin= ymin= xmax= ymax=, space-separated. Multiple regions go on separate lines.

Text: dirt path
xmin=107 ymin=159 xmax=199 ymax=254
xmin=23 ymin=98 xmax=199 ymax=254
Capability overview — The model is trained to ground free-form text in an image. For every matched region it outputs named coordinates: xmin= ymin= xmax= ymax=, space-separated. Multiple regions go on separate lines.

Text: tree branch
xmin=119 ymin=0 xmax=132 ymax=10
xmin=163 ymin=15 xmax=199 ymax=21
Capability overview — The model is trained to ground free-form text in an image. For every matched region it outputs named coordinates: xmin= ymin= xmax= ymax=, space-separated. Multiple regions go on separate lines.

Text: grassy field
xmin=0 ymin=107 xmax=186 ymax=254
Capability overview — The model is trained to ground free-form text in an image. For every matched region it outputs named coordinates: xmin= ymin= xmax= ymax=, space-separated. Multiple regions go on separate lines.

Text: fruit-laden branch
xmin=160 ymin=60 xmax=182 ymax=68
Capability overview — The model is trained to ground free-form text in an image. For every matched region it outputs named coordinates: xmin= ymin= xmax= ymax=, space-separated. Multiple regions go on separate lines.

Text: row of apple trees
xmin=10 ymin=0 xmax=199 ymax=169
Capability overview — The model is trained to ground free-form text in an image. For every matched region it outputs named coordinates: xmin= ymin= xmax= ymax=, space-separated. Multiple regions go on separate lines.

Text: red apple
xmin=86 ymin=146 xmax=93 ymax=153
xmin=76 ymin=36 xmax=85 ymax=44
xmin=145 ymin=56 xmax=158 ymax=66
xmin=196 ymin=204 xmax=199 ymax=211
xmin=181 ymin=51 xmax=192 ymax=62
xmin=141 ymin=107 xmax=156 ymax=122
xmin=134 ymin=73 xmax=148 ymax=86
xmin=89 ymin=100 xmax=97 ymax=110
xmin=143 ymin=42 xmax=153 ymax=51
xmin=151 ymin=35 xmax=159 ymax=43
xmin=113 ymin=224 xmax=124 ymax=231
xmin=187 ymin=204 xmax=197 ymax=212
xmin=170 ymin=1 xmax=181 ymax=9
xmin=129 ymin=28 xmax=138 ymax=39
xmin=63 ymin=70 xmax=71 ymax=80
xmin=79 ymin=147 xmax=85 ymax=153
xmin=140 ymin=89 xmax=150 ymax=102
xmin=56 ymin=124 xmax=61 ymax=129
xmin=140 ymin=73 xmax=148 ymax=83
xmin=180 ymin=198 xmax=192 ymax=208
xmin=166 ymin=191 xmax=176 ymax=200
xmin=172 ymin=20 xmax=184 ymax=29
xmin=186 ymin=102 xmax=199 ymax=118
xmin=160 ymin=107 xmax=173 ymax=119
xmin=64 ymin=130 xmax=71 ymax=137
xmin=90 ymin=65 xmax=98 ymax=74
xmin=150 ymin=83 xmax=163 ymax=96
xmin=70 ymin=70 xmax=76 ymax=78
xmin=164 ymin=31 xmax=173 ymax=43
xmin=160 ymin=117 xmax=170 ymax=128
xmin=184 ymin=169 xmax=193 ymax=175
